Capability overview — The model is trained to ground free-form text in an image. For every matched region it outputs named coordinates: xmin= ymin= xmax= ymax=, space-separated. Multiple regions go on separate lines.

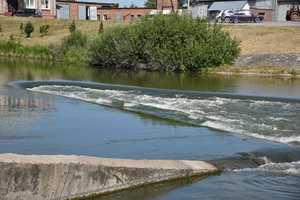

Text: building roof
xmin=208 ymin=1 xmax=248 ymax=11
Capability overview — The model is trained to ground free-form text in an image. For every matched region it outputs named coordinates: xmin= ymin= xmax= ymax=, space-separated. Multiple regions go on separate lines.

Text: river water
xmin=0 ymin=58 xmax=299 ymax=199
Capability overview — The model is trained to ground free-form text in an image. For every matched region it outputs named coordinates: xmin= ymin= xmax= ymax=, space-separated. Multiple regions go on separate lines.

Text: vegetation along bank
xmin=0 ymin=15 xmax=300 ymax=75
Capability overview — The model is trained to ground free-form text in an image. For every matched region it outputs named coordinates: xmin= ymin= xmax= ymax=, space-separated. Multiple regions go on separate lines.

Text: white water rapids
xmin=27 ymin=84 xmax=300 ymax=148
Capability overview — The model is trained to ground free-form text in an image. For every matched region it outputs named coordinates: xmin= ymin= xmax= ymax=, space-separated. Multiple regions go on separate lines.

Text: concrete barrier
xmin=0 ymin=153 xmax=221 ymax=200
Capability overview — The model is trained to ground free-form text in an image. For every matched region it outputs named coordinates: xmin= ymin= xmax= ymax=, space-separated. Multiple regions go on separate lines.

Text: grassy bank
xmin=0 ymin=17 xmax=299 ymax=74
xmin=1 ymin=17 xmax=299 ymax=55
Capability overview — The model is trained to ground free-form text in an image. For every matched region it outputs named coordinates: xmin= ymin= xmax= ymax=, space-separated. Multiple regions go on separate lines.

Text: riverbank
xmin=211 ymin=53 xmax=300 ymax=77
xmin=0 ymin=18 xmax=300 ymax=71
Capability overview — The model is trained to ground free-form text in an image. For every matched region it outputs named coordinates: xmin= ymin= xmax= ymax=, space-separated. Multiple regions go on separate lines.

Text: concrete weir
xmin=0 ymin=153 xmax=220 ymax=200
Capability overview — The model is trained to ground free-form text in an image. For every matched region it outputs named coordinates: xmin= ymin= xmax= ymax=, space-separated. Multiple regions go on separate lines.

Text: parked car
xmin=220 ymin=9 xmax=235 ymax=23
xmin=214 ymin=9 xmax=235 ymax=23
xmin=12 ymin=8 xmax=42 ymax=18
xmin=230 ymin=10 xmax=264 ymax=23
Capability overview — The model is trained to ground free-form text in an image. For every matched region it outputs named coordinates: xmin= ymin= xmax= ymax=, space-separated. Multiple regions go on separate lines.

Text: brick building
xmin=0 ymin=0 xmax=180 ymax=21
xmin=56 ymin=0 xmax=179 ymax=21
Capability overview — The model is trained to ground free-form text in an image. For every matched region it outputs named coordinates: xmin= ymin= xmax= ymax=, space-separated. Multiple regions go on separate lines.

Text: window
xmin=137 ymin=14 xmax=142 ymax=21
xmin=258 ymin=12 xmax=266 ymax=18
xmin=103 ymin=14 xmax=108 ymax=21
xmin=41 ymin=0 xmax=50 ymax=9
xmin=130 ymin=14 xmax=134 ymax=22
xmin=25 ymin=0 xmax=35 ymax=8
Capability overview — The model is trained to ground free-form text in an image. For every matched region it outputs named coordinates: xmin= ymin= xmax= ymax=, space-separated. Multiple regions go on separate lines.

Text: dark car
xmin=230 ymin=10 xmax=264 ymax=23
xmin=12 ymin=8 xmax=42 ymax=18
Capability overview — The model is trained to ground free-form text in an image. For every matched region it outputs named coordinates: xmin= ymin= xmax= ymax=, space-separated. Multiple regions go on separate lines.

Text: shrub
xmin=20 ymin=23 xmax=24 ymax=34
xmin=10 ymin=35 xmax=15 ymax=41
xmin=69 ymin=20 xmax=76 ymax=34
xmin=60 ymin=31 xmax=88 ymax=63
xmin=40 ymin=24 xmax=50 ymax=37
xmin=62 ymin=31 xmax=87 ymax=49
xmin=99 ymin=22 xmax=104 ymax=34
xmin=89 ymin=13 xmax=241 ymax=71
xmin=24 ymin=21 xmax=34 ymax=38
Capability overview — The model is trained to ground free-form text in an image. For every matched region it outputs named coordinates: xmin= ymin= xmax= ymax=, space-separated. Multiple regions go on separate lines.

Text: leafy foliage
xmin=0 ymin=41 xmax=53 ymax=59
xmin=59 ymin=31 xmax=88 ymax=63
xmin=144 ymin=0 xmax=156 ymax=8
xmin=88 ymin=13 xmax=240 ymax=71
xmin=24 ymin=21 xmax=34 ymax=38
xmin=20 ymin=23 xmax=24 ymax=34
xmin=69 ymin=20 xmax=76 ymax=34
xmin=99 ymin=22 xmax=104 ymax=34
xmin=40 ymin=24 xmax=50 ymax=37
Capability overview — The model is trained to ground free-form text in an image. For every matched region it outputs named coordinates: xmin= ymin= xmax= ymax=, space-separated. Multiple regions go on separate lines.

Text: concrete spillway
xmin=0 ymin=154 xmax=220 ymax=200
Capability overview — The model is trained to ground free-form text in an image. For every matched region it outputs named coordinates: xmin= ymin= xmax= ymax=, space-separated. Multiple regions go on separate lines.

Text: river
xmin=0 ymin=58 xmax=299 ymax=200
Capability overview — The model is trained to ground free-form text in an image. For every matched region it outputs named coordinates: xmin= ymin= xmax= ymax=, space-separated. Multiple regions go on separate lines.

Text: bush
xmin=99 ymin=22 xmax=104 ymax=34
xmin=24 ymin=21 xmax=34 ymax=38
xmin=40 ymin=24 xmax=50 ymax=37
xmin=20 ymin=23 xmax=24 ymax=34
xmin=59 ymin=31 xmax=88 ymax=63
xmin=89 ymin=13 xmax=240 ymax=71
xmin=69 ymin=20 xmax=76 ymax=34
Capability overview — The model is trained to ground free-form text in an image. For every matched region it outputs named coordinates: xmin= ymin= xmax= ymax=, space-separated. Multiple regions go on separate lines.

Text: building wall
xmin=97 ymin=8 xmax=154 ymax=22
xmin=158 ymin=0 xmax=178 ymax=10
xmin=0 ymin=0 xmax=296 ymax=22
xmin=249 ymin=0 xmax=275 ymax=9
xmin=56 ymin=0 xmax=179 ymax=21
xmin=250 ymin=8 xmax=273 ymax=21
xmin=0 ymin=0 xmax=56 ymax=17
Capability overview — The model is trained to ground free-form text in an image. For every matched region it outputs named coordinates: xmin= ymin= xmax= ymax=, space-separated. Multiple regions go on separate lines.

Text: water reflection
xmin=2 ymin=57 xmax=300 ymax=98
xmin=0 ymin=94 xmax=55 ymax=112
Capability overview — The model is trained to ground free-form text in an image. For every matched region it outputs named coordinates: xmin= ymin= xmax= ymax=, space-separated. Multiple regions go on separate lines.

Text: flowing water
xmin=0 ymin=58 xmax=299 ymax=199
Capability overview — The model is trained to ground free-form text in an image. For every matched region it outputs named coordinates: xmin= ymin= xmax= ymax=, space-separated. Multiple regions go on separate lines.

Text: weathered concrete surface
xmin=0 ymin=153 xmax=220 ymax=200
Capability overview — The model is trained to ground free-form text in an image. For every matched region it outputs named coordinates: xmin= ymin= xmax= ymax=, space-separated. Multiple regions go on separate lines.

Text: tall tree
xmin=144 ymin=0 xmax=156 ymax=8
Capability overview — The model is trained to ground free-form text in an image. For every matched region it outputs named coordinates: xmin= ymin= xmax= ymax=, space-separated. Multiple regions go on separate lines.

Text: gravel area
xmin=233 ymin=54 xmax=300 ymax=68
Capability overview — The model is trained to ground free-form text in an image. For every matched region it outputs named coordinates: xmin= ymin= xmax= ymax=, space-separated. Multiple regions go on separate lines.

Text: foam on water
xmin=235 ymin=160 xmax=300 ymax=176
xmin=28 ymin=84 xmax=300 ymax=147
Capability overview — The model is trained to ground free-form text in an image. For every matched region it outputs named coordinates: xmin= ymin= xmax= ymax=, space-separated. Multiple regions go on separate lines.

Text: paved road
xmin=220 ymin=21 xmax=300 ymax=26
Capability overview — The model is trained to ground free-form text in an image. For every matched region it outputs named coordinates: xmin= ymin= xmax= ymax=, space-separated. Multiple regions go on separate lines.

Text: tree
xmin=99 ymin=22 xmax=104 ymax=34
xmin=144 ymin=0 xmax=156 ymax=8
xmin=129 ymin=3 xmax=138 ymax=8
xmin=69 ymin=20 xmax=76 ymax=34
xmin=24 ymin=21 xmax=34 ymax=38
xmin=20 ymin=23 xmax=24 ymax=34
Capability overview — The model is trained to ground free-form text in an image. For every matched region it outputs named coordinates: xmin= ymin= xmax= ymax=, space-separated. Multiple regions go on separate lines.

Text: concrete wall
xmin=97 ymin=8 xmax=154 ymax=22
xmin=249 ymin=0 xmax=275 ymax=9
xmin=0 ymin=154 xmax=220 ymax=200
